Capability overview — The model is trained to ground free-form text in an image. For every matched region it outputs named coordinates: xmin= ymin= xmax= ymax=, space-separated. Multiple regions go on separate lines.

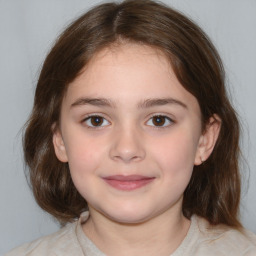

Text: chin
xmin=110 ymin=214 xmax=150 ymax=224
xmin=100 ymin=206 xmax=156 ymax=224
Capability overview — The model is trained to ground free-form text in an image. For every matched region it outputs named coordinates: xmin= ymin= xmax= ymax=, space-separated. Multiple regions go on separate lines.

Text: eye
xmin=84 ymin=115 xmax=110 ymax=127
xmin=146 ymin=115 xmax=173 ymax=127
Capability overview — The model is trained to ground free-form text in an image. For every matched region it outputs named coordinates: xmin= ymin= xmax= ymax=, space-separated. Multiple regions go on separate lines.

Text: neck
xmin=82 ymin=206 xmax=191 ymax=256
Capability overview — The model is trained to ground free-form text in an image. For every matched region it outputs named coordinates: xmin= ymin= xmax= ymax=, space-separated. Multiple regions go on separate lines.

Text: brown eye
xmin=91 ymin=116 xmax=103 ymax=126
xmin=84 ymin=115 xmax=110 ymax=127
xmin=152 ymin=116 xmax=166 ymax=126
xmin=147 ymin=115 xmax=173 ymax=127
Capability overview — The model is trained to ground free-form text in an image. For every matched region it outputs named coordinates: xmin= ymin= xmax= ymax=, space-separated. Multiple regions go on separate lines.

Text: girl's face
xmin=53 ymin=43 xmax=217 ymax=224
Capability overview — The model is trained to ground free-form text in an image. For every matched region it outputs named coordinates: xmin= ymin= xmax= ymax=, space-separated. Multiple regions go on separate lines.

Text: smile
xmin=102 ymin=175 xmax=155 ymax=191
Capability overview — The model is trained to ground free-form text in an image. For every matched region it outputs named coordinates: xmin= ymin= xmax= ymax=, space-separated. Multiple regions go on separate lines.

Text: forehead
xmin=63 ymin=43 xmax=199 ymax=112
xmin=80 ymin=43 xmax=173 ymax=85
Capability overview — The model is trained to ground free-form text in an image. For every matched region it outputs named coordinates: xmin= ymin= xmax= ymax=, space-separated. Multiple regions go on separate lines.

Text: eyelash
xmin=82 ymin=114 xmax=174 ymax=129
xmin=83 ymin=114 xmax=110 ymax=128
xmin=146 ymin=115 xmax=174 ymax=128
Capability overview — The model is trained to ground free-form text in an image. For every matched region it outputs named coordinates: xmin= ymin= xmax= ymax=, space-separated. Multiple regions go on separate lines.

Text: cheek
xmin=65 ymin=134 xmax=106 ymax=177
xmin=150 ymin=129 xmax=198 ymax=177
xmin=65 ymin=135 xmax=107 ymax=200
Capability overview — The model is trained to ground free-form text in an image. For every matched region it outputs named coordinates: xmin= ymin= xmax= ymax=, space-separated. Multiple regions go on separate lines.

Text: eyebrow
xmin=70 ymin=97 xmax=187 ymax=109
xmin=138 ymin=98 xmax=188 ymax=109
xmin=71 ymin=98 xmax=116 ymax=108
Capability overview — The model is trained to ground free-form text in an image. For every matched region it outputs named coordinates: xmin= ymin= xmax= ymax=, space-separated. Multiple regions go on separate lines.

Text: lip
xmin=102 ymin=175 xmax=155 ymax=191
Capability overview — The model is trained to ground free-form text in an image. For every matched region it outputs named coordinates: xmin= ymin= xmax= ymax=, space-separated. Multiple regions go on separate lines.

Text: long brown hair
xmin=24 ymin=0 xmax=241 ymax=227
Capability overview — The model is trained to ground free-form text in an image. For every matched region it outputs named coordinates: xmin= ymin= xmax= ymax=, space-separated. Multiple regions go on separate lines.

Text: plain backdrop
xmin=1 ymin=0 xmax=256 ymax=254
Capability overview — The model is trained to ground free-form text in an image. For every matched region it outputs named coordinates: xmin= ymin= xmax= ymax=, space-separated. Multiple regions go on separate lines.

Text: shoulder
xmin=5 ymin=221 xmax=83 ymax=256
xmin=194 ymin=216 xmax=256 ymax=255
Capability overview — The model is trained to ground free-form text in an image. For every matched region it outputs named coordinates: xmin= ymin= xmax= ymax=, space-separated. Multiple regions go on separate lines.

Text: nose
xmin=109 ymin=126 xmax=146 ymax=163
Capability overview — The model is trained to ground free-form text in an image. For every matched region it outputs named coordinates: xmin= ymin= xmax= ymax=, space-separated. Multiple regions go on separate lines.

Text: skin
xmin=53 ymin=43 xmax=220 ymax=255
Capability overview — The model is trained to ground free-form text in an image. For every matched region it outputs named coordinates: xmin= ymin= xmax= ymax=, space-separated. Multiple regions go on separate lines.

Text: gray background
xmin=1 ymin=0 xmax=256 ymax=254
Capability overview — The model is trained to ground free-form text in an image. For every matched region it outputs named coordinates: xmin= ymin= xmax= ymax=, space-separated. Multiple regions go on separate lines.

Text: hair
xmin=24 ymin=0 xmax=241 ymax=227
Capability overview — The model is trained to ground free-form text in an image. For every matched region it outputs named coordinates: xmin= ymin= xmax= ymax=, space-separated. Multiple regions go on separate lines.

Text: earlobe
xmin=52 ymin=127 xmax=68 ymax=163
xmin=194 ymin=115 xmax=221 ymax=166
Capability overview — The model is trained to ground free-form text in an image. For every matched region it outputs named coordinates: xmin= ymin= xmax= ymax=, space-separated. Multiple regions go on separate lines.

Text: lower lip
xmin=103 ymin=177 xmax=155 ymax=191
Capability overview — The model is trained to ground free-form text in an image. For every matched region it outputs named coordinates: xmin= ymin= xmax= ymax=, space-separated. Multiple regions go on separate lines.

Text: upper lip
xmin=103 ymin=175 xmax=154 ymax=181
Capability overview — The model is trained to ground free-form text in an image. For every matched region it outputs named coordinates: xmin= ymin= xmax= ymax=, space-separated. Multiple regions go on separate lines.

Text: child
xmin=7 ymin=0 xmax=256 ymax=255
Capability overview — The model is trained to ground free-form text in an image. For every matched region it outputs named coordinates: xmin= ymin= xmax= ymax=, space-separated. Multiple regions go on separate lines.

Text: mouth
xmin=102 ymin=175 xmax=155 ymax=191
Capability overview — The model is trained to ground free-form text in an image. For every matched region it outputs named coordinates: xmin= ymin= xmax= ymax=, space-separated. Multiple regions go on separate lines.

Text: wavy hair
xmin=24 ymin=0 xmax=241 ymax=227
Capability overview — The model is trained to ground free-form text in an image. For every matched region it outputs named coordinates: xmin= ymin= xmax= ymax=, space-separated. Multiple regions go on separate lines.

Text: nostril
xmin=109 ymin=143 xmax=146 ymax=163
xmin=109 ymin=129 xmax=146 ymax=162
xmin=111 ymin=152 xmax=144 ymax=163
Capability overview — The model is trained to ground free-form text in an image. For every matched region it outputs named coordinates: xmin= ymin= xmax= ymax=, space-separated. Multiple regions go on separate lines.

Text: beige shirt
xmin=6 ymin=212 xmax=256 ymax=256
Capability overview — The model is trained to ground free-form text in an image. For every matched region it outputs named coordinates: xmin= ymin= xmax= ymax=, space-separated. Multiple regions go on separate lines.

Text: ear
xmin=52 ymin=125 xmax=68 ymax=163
xmin=194 ymin=115 xmax=221 ymax=165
